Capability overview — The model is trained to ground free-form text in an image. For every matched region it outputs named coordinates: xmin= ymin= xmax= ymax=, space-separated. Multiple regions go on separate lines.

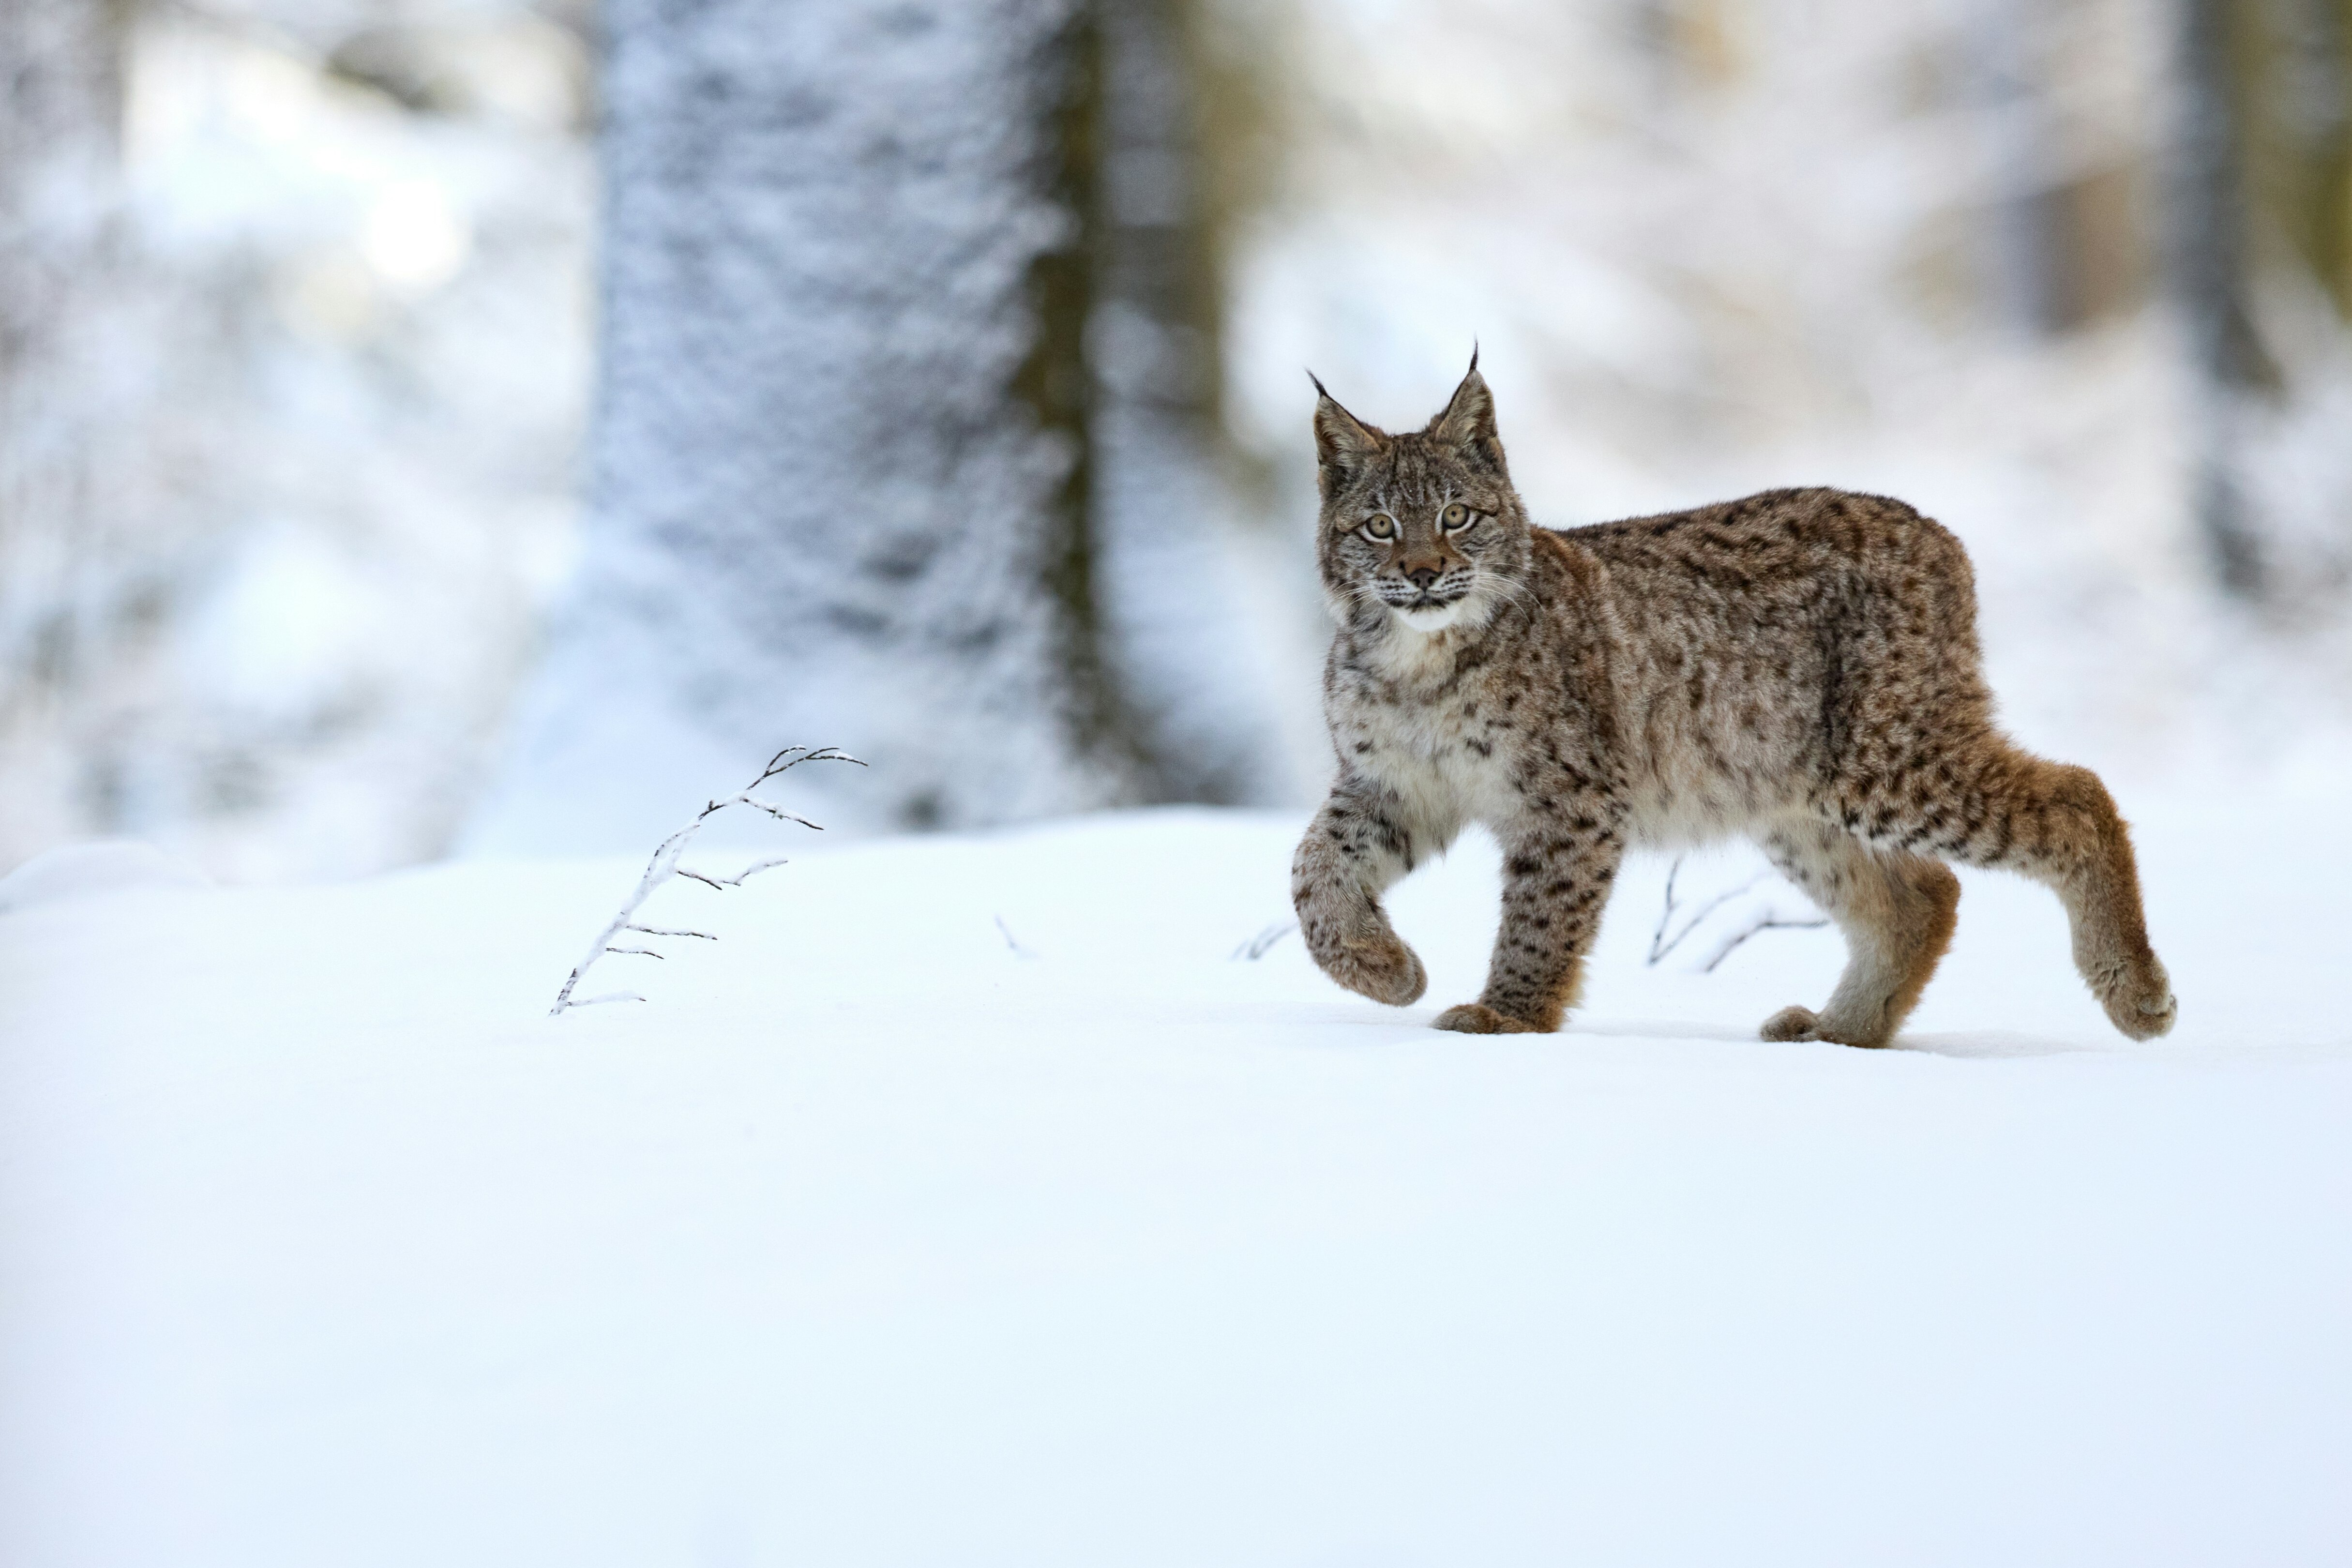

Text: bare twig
xmin=1647 ymin=854 xmax=1830 ymax=973
xmin=731 ymin=796 xmax=823 ymax=829
xmin=1232 ymin=921 xmax=1295 ymax=961
xmin=994 ymin=915 xmax=1039 ymax=959
xmin=677 ymin=856 xmax=792 ymax=889
xmin=549 ymin=746 xmax=863 ymax=1016
xmin=1699 ymin=910 xmax=1832 ymax=973
xmin=1647 ymin=857 xmax=1766 ymax=966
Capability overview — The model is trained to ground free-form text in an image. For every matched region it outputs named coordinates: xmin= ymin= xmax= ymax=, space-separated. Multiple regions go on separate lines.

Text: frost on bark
xmin=484 ymin=0 xmax=1275 ymax=847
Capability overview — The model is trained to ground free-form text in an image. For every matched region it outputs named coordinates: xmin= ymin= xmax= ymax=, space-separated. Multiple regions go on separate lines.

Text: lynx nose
xmin=1405 ymin=565 xmax=1440 ymax=590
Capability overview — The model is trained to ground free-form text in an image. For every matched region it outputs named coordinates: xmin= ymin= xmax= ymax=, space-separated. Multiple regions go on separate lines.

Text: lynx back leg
xmin=1755 ymin=821 xmax=1960 ymax=1048
xmin=1912 ymin=748 xmax=2175 ymax=1039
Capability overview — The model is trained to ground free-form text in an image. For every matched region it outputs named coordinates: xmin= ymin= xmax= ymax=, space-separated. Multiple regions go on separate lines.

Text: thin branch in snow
xmin=994 ymin=915 xmax=1040 ymax=959
xmin=1232 ymin=921 xmax=1295 ymax=960
xmin=678 ymin=856 xmax=793 ymax=890
xmin=1647 ymin=857 xmax=1766 ymax=966
xmin=549 ymin=746 xmax=863 ymax=1016
xmin=731 ymin=796 xmax=823 ymax=829
xmin=1699 ymin=910 xmax=1832 ymax=973
xmin=1647 ymin=855 xmax=1831 ymax=973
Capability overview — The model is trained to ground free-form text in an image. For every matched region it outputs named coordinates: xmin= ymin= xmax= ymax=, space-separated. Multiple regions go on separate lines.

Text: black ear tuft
xmin=1431 ymin=354 xmax=1506 ymax=477
xmin=1310 ymin=373 xmax=1388 ymax=494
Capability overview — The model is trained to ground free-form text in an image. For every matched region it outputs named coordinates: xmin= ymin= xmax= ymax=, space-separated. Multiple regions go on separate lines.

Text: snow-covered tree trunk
xmin=484 ymin=0 xmax=1280 ymax=845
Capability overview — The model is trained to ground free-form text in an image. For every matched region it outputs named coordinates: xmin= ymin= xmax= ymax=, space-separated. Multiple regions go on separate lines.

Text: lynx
xmin=1290 ymin=357 xmax=2177 ymax=1046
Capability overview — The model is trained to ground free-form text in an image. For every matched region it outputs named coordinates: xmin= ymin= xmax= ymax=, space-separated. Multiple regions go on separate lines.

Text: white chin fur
xmin=1394 ymin=599 xmax=1469 ymax=633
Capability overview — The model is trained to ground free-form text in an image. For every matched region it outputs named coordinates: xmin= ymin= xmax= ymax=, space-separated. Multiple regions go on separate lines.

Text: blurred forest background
xmin=5 ymin=0 xmax=2350 ymax=881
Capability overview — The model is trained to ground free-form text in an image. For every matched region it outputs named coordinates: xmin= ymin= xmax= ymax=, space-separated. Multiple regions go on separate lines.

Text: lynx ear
xmin=1310 ymin=373 xmax=1387 ymax=493
xmin=1431 ymin=351 xmax=1507 ymax=477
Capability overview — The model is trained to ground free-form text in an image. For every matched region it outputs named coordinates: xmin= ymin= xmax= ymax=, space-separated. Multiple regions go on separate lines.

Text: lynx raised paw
xmin=2098 ymin=954 xmax=2177 ymax=1040
xmin=1432 ymin=1002 xmax=1546 ymax=1034
xmin=1323 ymin=930 xmax=1429 ymax=1007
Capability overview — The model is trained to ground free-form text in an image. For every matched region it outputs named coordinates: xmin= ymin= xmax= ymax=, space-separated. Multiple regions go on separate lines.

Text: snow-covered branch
xmin=548 ymin=746 xmax=863 ymax=1017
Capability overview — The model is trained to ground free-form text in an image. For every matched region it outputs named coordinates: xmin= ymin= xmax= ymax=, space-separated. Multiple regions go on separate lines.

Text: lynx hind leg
xmin=1924 ymin=748 xmax=2176 ymax=1039
xmin=1756 ymin=821 xmax=1960 ymax=1048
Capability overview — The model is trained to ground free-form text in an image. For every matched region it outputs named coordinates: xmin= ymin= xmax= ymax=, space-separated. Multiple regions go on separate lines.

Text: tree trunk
xmin=2253 ymin=0 xmax=2351 ymax=321
xmin=2167 ymin=0 xmax=2282 ymax=599
xmin=1089 ymin=0 xmax=1285 ymax=807
xmin=488 ymin=0 xmax=1272 ymax=845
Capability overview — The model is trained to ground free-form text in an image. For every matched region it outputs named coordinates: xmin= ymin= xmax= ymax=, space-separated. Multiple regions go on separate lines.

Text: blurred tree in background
xmin=2 ymin=0 xmax=593 ymax=878
xmin=2 ymin=0 xmax=2349 ymax=879
xmin=1230 ymin=0 xmax=2352 ymax=781
xmin=2 ymin=0 xmax=133 ymax=863
xmin=476 ymin=0 xmax=1287 ymax=848
xmin=2169 ymin=0 xmax=2352 ymax=598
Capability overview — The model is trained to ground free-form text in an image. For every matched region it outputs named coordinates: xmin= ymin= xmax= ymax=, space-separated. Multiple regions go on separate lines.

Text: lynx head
xmin=1311 ymin=354 xmax=1532 ymax=636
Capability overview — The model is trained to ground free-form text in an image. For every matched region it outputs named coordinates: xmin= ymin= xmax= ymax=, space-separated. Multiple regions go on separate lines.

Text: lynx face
xmin=1311 ymin=361 xmax=1534 ymax=636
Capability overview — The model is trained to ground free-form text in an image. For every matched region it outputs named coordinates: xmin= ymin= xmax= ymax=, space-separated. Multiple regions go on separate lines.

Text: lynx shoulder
xmin=1290 ymin=357 xmax=2175 ymax=1046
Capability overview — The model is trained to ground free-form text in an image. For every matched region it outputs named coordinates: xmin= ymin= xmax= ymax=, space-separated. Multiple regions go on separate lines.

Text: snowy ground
xmin=3 ymin=796 xmax=2349 ymax=1567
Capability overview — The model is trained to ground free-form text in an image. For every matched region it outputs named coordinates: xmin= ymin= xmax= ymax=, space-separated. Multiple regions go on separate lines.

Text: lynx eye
xmin=1362 ymin=513 xmax=1396 ymax=541
xmin=1441 ymin=502 xmax=1470 ymax=530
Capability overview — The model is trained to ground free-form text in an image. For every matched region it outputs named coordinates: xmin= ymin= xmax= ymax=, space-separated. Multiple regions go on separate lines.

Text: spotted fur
xmin=1291 ymin=359 xmax=2176 ymax=1046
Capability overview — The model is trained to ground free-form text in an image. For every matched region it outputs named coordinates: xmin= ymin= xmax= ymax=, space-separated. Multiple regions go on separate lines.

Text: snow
xmin=0 ymin=840 xmax=211 ymax=915
xmin=4 ymin=798 xmax=2348 ymax=1566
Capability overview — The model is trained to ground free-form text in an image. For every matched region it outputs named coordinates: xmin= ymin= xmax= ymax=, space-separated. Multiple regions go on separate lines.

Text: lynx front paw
xmin=1761 ymin=1004 xmax=1896 ymax=1048
xmin=1322 ymin=929 xmax=1428 ymax=1008
xmin=1432 ymin=1002 xmax=1546 ymax=1034
xmin=2099 ymin=954 xmax=2177 ymax=1040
